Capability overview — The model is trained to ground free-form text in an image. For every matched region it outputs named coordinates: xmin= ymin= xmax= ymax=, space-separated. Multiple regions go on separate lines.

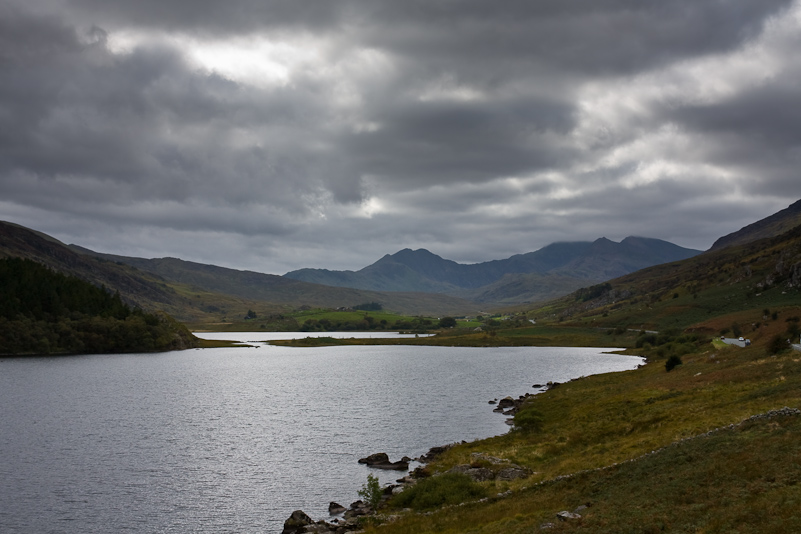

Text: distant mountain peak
xmin=284 ymin=236 xmax=702 ymax=302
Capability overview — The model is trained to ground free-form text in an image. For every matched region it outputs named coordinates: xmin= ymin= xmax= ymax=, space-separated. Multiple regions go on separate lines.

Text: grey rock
xmin=556 ymin=510 xmax=582 ymax=521
xmin=328 ymin=502 xmax=346 ymax=515
xmin=497 ymin=396 xmax=516 ymax=408
xmin=449 ymin=464 xmax=495 ymax=482
xmin=344 ymin=500 xmax=372 ymax=518
xmin=417 ymin=444 xmax=454 ymax=463
xmin=282 ymin=510 xmax=314 ymax=534
xmin=301 ymin=522 xmax=335 ymax=534
xmin=358 ymin=452 xmax=409 ymax=471
xmin=358 ymin=452 xmax=389 ymax=465
xmin=371 ymin=460 xmax=409 ymax=470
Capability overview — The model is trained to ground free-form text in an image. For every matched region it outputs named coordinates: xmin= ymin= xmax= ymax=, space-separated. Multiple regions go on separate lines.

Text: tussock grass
xmin=364 ymin=342 xmax=801 ymax=533
xmin=391 ymin=473 xmax=489 ymax=511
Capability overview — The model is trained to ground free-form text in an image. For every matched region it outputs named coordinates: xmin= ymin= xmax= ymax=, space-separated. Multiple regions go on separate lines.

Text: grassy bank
xmin=268 ymin=325 xmax=639 ymax=348
xmin=357 ymin=333 xmax=801 ymax=533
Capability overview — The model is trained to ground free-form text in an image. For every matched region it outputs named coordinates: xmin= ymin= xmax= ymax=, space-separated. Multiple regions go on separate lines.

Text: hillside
xmin=285 ymin=237 xmax=701 ymax=304
xmin=0 ymin=221 xmax=479 ymax=319
xmin=710 ymin=198 xmax=801 ymax=251
xmin=525 ymin=223 xmax=801 ymax=334
xmin=0 ymin=221 xmax=210 ymax=320
xmin=0 ymin=257 xmax=197 ymax=355
xmin=66 ymin=247 xmax=479 ymax=317
xmin=323 ymin=203 xmax=801 ymax=534
xmin=359 ymin=334 xmax=801 ymax=533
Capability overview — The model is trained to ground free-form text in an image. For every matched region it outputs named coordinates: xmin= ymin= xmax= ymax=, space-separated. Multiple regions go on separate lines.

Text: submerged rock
xmin=358 ymin=452 xmax=410 ymax=471
xmin=358 ymin=452 xmax=390 ymax=465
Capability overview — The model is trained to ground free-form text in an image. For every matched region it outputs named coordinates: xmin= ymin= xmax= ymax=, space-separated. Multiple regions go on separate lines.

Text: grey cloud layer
xmin=1 ymin=0 xmax=798 ymax=272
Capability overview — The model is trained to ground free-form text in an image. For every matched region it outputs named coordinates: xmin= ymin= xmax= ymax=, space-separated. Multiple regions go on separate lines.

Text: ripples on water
xmin=0 ymin=334 xmax=642 ymax=533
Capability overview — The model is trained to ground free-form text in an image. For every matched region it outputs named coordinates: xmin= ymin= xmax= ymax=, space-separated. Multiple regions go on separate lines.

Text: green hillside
xmin=0 ymin=220 xmax=276 ymax=323
xmin=710 ymin=198 xmax=801 ymax=251
xmin=0 ymin=257 xmax=197 ymax=355
xmin=526 ymin=223 xmax=801 ymax=335
xmin=363 ymin=340 xmax=801 ymax=533
xmin=0 ymin=221 xmax=478 ymax=321
xmin=67 ymin=247 xmax=479 ymax=317
xmin=317 ymin=215 xmax=801 ymax=534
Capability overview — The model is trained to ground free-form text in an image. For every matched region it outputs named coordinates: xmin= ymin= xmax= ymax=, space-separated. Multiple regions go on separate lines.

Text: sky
xmin=2 ymin=0 xmax=800 ymax=274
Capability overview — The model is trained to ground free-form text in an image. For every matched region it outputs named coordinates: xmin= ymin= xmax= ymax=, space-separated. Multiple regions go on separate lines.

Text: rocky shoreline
xmin=280 ymin=384 xmax=557 ymax=534
xmin=282 ymin=405 xmax=801 ymax=533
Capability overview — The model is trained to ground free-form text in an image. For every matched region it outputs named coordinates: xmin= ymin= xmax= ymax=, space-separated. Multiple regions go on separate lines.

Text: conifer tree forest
xmin=0 ymin=257 xmax=196 ymax=355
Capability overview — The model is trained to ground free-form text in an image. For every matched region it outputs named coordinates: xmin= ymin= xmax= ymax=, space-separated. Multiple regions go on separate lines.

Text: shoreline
xmin=279 ymin=379 xmax=581 ymax=533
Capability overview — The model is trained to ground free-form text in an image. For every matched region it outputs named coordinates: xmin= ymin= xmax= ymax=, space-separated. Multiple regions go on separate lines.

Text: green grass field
xmin=349 ymin=313 xmax=801 ymax=533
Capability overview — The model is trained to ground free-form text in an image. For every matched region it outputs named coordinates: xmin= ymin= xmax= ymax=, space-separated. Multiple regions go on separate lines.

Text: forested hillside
xmin=0 ymin=258 xmax=197 ymax=355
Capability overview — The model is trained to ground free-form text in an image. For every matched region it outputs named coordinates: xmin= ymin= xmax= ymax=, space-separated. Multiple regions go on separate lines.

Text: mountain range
xmin=0 ymin=222 xmax=476 ymax=319
xmin=533 ymin=203 xmax=801 ymax=334
xmin=2 ymin=198 xmax=799 ymax=320
xmin=285 ymin=236 xmax=702 ymax=304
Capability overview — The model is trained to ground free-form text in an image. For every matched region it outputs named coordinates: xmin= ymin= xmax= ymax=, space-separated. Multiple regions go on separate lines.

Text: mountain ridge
xmin=0 ymin=221 xmax=479 ymax=319
xmin=64 ymin=244 xmax=479 ymax=317
xmin=710 ymin=198 xmax=801 ymax=251
xmin=285 ymin=236 xmax=702 ymax=303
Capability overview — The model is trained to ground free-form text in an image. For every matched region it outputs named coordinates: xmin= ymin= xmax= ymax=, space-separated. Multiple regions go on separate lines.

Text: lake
xmin=0 ymin=333 xmax=643 ymax=533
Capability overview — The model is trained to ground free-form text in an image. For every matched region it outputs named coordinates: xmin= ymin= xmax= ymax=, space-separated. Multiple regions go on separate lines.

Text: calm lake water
xmin=0 ymin=333 xmax=643 ymax=533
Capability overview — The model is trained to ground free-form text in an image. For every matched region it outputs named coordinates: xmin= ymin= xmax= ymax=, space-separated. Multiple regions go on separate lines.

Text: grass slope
xmin=68 ymin=247 xmax=479 ymax=317
xmin=711 ymin=198 xmax=801 ymax=251
xmin=350 ymin=227 xmax=801 ymax=533
xmin=362 ymin=320 xmax=801 ymax=533
xmin=522 ymin=224 xmax=801 ymax=333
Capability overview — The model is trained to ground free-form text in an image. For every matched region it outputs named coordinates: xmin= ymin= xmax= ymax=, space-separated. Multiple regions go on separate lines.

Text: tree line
xmin=0 ymin=257 xmax=196 ymax=355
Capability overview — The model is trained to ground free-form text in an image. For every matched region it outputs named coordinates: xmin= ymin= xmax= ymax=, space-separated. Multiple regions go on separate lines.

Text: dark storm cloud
xmin=67 ymin=0 xmax=344 ymax=34
xmin=58 ymin=1 xmax=794 ymax=73
xmin=1 ymin=0 xmax=799 ymax=272
xmin=0 ymin=6 xmax=361 ymax=227
xmin=668 ymin=78 xmax=801 ymax=197
xmin=355 ymin=0 xmax=793 ymax=77
xmin=343 ymin=95 xmax=574 ymax=187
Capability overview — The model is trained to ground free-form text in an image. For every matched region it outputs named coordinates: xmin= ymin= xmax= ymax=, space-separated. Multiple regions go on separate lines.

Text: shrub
xmin=768 ymin=335 xmax=790 ymax=355
xmin=514 ymin=406 xmax=544 ymax=433
xmin=391 ymin=473 xmax=487 ymax=510
xmin=438 ymin=316 xmax=457 ymax=328
xmin=636 ymin=333 xmax=657 ymax=348
xmin=786 ymin=322 xmax=801 ymax=342
xmin=665 ymin=355 xmax=683 ymax=372
xmin=357 ymin=474 xmax=383 ymax=509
